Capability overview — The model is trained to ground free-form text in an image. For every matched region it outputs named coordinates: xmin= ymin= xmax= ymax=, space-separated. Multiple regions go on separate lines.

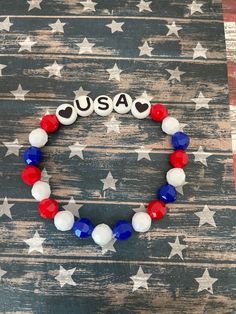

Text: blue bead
xmin=172 ymin=132 xmax=190 ymax=150
xmin=158 ymin=184 xmax=177 ymax=203
xmin=113 ymin=220 xmax=133 ymax=240
xmin=24 ymin=146 xmax=43 ymax=165
xmin=73 ymin=218 xmax=94 ymax=238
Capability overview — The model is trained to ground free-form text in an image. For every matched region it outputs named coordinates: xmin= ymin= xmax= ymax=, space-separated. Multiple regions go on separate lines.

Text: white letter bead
xmin=91 ymin=223 xmax=113 ymax=246
xmin=113 ymin=93 xmax=132 ymax=114
xmin=132 ymin=212 xmax=152 ymax=233
xmin=131 ymin=98 xmax=151 ymax=119
xmin=73 ymin=96 xmax=94 ymax=117
xmin=166 ymin=168 xmax=186 ymax=187
xmin=54 ymin=210 xmax=75 ymax=231
xmin=56 ymin=103 xmax=77 ymax=125
xmin=161 ymin=117 xmax=180 ymax=135
xmin=94 ymin=95 xmax=113 ymax=116
xmin=31 ymin=181 xmax=51 ymax=201
xmin=29 ymin=128 xmax=48 ymax=148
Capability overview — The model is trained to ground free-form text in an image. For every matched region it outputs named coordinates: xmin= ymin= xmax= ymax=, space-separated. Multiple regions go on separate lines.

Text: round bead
xmin=113 ymin=220 xmax=133 ymax=240
xmin=131 ymin=98 xmax=151 ymax=119
xmin=172 ymin=132 xmax=190 ymax=150
xmin=91 ymin=224 xmax=113 ymax=246
xmin=158 ymin=184 xmax=177 ymax=203
xmin=56 ymin=103 xmax=77 ymax=125
xmin=132 ymin=212 xmax=152 ymax=233
xmin=170 ymin=150 xmax=189 ymax=168
xmin=40 ymin=114 xmax=60 ymax=133
xmin=147 ymin=200 xmax=167 ymax=220
xmin=24 ymin=146 xmax=43 ymax=165
xmin=113 ymin=93 xmax=132 ymax=114
xmin=31 ymin=181 xmax=51 ymax=201
xmin=39 ymin=198 xmax=59 ymax=219
xmin=74 ymin=96 xmax=94 ymax=117
xmin=29 ymin=128 xmax=48 ymax=148
xmin=54 ymin=210 xmax=74 ymax=231
xmin=73 ymin=218 xmax=94 ymax=238
xmin=162 ymin=117 xmax=180 ymax=135
xmin=166 ymin=168 xmax=186 ymax=187
xmin=150 ymin=103 xmax=168 ymax=122
xmin=21 ymin=165 xmax=41 ymax=186
xmin=94 ymin=95 xmax=113 ymax=116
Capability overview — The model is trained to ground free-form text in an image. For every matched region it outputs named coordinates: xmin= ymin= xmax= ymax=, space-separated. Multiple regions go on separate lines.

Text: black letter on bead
xmin=75 ymin=97 xmax=92 ymax=111
xmin=97 ymin=96 xmax=109 ymax=110
xmin=114 ymin=94 xmax=129 ymax=108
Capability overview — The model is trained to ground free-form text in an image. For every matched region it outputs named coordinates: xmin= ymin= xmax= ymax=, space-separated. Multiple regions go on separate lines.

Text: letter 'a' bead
xmin=162 ymin=117 xmax=180 ymax=135
xmin=113 ymin=220 xmax=133 ymax=240
xmin=54 ymin=210 xmax=74 ymax=231
xmin=73 ymin=218 xmax=94 ymax=238
xmin=157 ymin=184 xmax=177 ymax=203
xmin=92 ymin=224 xmax=113 ymax=246
xmin=113 ymin=93 xmax=132 ymax=114
xmin=172 ymin=132 xmax=190 ymax=150
xmin=29 ymin=128 xmax=48 ymax=148
xmin=132 ymin=212 xmax=151 ymax=233
xmin=31 ymin=181 xmax=51 ymax=201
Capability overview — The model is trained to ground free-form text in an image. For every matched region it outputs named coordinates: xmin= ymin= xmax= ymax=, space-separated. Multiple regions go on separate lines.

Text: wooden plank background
xmin=0 ymin=0 xmax=236 ymax=313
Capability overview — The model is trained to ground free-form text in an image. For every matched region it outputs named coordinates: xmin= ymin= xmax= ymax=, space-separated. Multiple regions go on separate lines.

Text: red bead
xmin=170 ymin=150 xmax=189 ymax=168
xmin=150 ymin=104 xmax=168 ymax=122
xmin=147 ymin=200 xmax=167 ymax=220
xmin=40 ymin=114 xmax=60 ymax=133
xmin=38 ymin=198 xmax=59 ymax=219
xmin=21 ymin=165 xmax=41 ymax=186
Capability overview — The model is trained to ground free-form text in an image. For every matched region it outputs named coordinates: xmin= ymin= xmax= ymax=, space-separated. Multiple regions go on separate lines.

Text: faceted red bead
xmin=40 ymin=114 xmax=60 ymax=133
xmin=147 ymin=200 xmax=167 ymax=220
xmin=21 ymin=165 xmax=41 ymax=186
xmin=38 ymin=198 xmax=59 ymax=219
xmin=150 ymin=103 xmax=168 ymax=122
xmin=170 ymin=150 xmax=189 ymax=168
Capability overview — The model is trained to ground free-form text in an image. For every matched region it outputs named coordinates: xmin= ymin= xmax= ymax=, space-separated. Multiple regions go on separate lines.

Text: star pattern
xmin=135 ymin=146 xmax=152 ymax=161
xmin=137 ymin=0 xmax=152 ymax=12
xmin=41 ymin=168 xmax=52 ymax=183
xmin=3 ymin=139 xmax=23 ymax=157
xmin=49 ymin=19 xmax=66 ymax=33
xmin=10 ymin=84 xmax=30 ymax=101
xmin=27 ymin=0 xmax=43 ymax=11
xmin=80 ymin=0 xmax=97 ymax=12
xmin=176 ymin=181 xmax=188 ymax=195
xmin=166 ymin=66 xmax=185 ymax=82
xmin=44 ymin=61 xmax=63 ymax=78
xmin=132 ymin=204 xmax=146 ymax=213
xmin=193 ymin=146 xmax=212 ymax=166
xmin=106 ymin=20 xmax=124 ymax=34
xmin=76 ymin=37 xmax=95 ymax=54
xmin=18 ymin=36 xmax=37 ymax=52
xmin=189 ymin=1 xmax=203 ymax=15
xmin=168 ymin=236 xmax=188 ymax=260
xmin=101 ymin=238 xmax=117 ymax=254
xmin=130 ymin=267 xmax=152 ymax=292
xmin=103 ymin=116 xmax=121 ymax=134
xmin=0 ymin=267 xmax=7 ymax=281
xmin=62 ymin=197 xmax=82 ymax=218
xmin=106 ymin=63 xmax=123 ymax=81
xmin=138 ymin=41 xmax=153 ymax=57
xmin=0 ymin=17 xmax=13 ymax=31
xmin=69 ymin=142 xmax=86 ymax=159
xmin=193 ymin=42 xmax=208 ymax=60
xmin=192 ymin=92 xmax=212 ymax=110
xmin=195 ymin=269 xmax=218 ymax=294
xmin=55 ymin=266 xmax=77 ymax=287
xmin=195 ymin=205 xmax=216 ymax=227
xmin=73 ymin=86 xmax=91 ymax=98
xmin=101 ymin=171 xmax=118 ymax=191
xmin=140 ymin=91 xmax=153 ymax=101
xmin=0 ymin=197 xmax=15 ymax=219
xmin=24 ymin=231 xmax=46 ymax=254
xmin=166 ymin=22 xmax=182 ymax=37
xmin=0 ymin=64 xmax=6 ymax=76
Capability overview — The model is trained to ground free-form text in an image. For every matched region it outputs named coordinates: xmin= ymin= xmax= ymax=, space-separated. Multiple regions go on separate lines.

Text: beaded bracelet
xmin=21 ymin=94 xmax=190 ymax=248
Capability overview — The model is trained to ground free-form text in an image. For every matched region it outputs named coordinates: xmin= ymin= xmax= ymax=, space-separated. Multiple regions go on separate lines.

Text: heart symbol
xmin=135 ymin=102 xmax=149 ymax=113
xmin=59 ymin=107 xmax=72 ymax=119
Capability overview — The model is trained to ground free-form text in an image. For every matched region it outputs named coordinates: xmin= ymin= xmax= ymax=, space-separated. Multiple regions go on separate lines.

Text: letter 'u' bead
xmin=74 ymin=96 xmax=94 ymax=117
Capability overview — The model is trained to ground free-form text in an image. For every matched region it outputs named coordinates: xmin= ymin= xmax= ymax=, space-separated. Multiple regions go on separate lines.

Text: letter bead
xmin=131 ymin=98 xmax=151 ymax=119
xmin=94 ymin=95 xmax=113 ymax=116
xmin=74 ymin=96 xmax=94 ymax=117
xmin=113 ymin=93 xmax=132 ymax=114
xmin=56 ymin=103 xmax=77 ymax=125
xmin=29 ymin=128 xmax=48 ymax=148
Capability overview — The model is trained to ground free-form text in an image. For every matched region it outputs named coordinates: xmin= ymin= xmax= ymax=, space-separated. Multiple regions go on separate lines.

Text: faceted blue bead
xmin=172 ymin=132 xmax=190 ymax=150
xmin=158 ymin=184 xmax=177 ymax=203
xmin=24 ymin=146 xmax=43 ymax=165
xmin=73 ymin=218 xmax=94 ymax=238
xmin=113 ymin=220 xmax=133 ymax=240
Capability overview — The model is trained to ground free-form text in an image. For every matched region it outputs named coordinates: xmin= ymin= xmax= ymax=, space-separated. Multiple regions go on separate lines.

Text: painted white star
xmin=179 ymin=123 xmax=188 ymax=132
xmin=176 ymin=181 xmax=188 ymax=195
xmin=138 ymin=41 xmax=153 ymax=57
xmin=0 ymin=197 xmax=15 ymax=219
xmin=0 ymin=64 xmax=7 ymax=76
xmin=130 ymin=267 xmax=152 ymax=292
xmin=168 ymin=236 xmax=188 ymax=260
xmin=0 ymin=17 xmax=13 ymax=31
xmin=3 ymin=139 xmax=23 ymax=157
xmin=27 ymin=0 xmax=42 ymax=11
xmin=101 ymin=238 xmax=117 ymax=254
xmin=18 ymin=36 xmax=37 ymax=52
xmin=192 ymin=92 xmax=212 ymax=110
xmin=62 ymin=197 xmax=82 ymax=218
xmin=0 ymin=267 xmax=7 ymax=281
xmin=132 ymin=204 xmax=146 ymax=213
xmin=44 ymin=61 xmax=63 ymax=78
xmin=69 ymin=142 xmax=86 ymax=159
xmin=24 ymin=231 xmax=46 ymax=254
xmin=101 ymin=171 xmax=118 ymax=191
xmin=106 ymin=63 xmax=123 ymax=81
xmin=140 ymin=91 xmax=153 ymax=101
xmin=195 ymin=269 xmax=218 ymax=294
xmin=10 ymin=84 xmax=30 ymax=101
xmin=136 ymin=0 xmax=152 ymax=12
xmin=41 ymin=168 xmax=52 ymax=183
xmin=189 ymin=1 xmax=203 ymax=15
xmin=49 ymin=19 xmax=66 ymax=33
xmin=73 ymin=86 xmax=90 ymax=98
xmin=193 ymin=42 xmax=208 ymax=59
xmin=195 ymin=205 xmax=216 ymax=227
xmin=166 ymin=22 xmax=182 ymax=37
xmin=135 ymin=146 xmax=152 ymax=161
xmin=104 ymin=116 xmax=121 ymax=134
xmin=193 ymin=146 xmax=212 ymax=166
xmin=55 ymin=266 xmax=77 ymax=287
xmin=166 ymin=66 xmax=185 ymax=82
xmin=80 ymin=0 xmax=97 ymax=12
xmin=76 ymin=37 xmax=95 ymax=54
xmin=106 ymin=20 xmax=124 ymax=34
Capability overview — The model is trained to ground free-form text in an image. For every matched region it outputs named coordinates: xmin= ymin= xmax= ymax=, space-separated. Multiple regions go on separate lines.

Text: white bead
xmin=166 ymin=168 xmax=186 ymax=187
xmin=29 ymin=128 xmax=48 ymax=148
xmin=94 ymin=95 xmax=113 ymax=116
xmin=91 ymin=223 xmax=113 ymax=246
xmin=132 ymin=212 xmax=151 ymax=233
xmin=131 ymin=98 xmax=151 ymax=119
xmin=31 ymin=181 xmax=51 ymax=201
xmin=74 ymin=96 xmax=94 ymax=117
xmin=113 ymin=93 xmax=132 ymax=114
xmin=162 ymin=117 xmax=180 ymax=135
xmin=56 ymin=103 xmax=77 ymax=125
xmin=54 ymin=210 xmax=75 ymax=231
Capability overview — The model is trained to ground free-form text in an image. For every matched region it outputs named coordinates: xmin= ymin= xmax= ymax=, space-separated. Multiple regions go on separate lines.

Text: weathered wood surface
xmin=0 ymin=0 xmax=236 ymax=313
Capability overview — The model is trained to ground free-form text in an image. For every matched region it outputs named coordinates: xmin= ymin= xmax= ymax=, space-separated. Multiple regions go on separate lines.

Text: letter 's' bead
xmin=40 ymin=114 xmax=60 ymax=133
xmin=24 ymin=146 xmax=43 ymax=165
xmin=150 ymin=103 xmax=168 ymax=122
xmin=157 ymin=184 xmax=177 ymax=203
xmin=94 ymin=95 xmax=113 ymax=116
xmin=169 ymin=150 xmax=189 ymax=168
xmin=54 ymin=210 xmax=75 ymax=231
xmin=73 ymin=218 xmax=94 ymax=238
xmin=172 ymin=132 xmax=190 ymax=150
xmin=113 ymin=220 xmax=133 ymax=240
xmin=147 ymin=200 xmax=167 ymax=220
xmin=39 ymin=198 xmax=59 ymax=219
xmin=132 ymin=212 xmax=151 ymax=233
xmin=29 ymin=128 xmax=48 ymax=148
xmin=92 ymin=224 xmax=113 ymax=246
xmin=162 ymin=117 xmax=180 ymax=135
xmin=31 ymin=181 xmax=51 ymax=201
xmin=21 ymin=165 xmax=41 ymax=186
